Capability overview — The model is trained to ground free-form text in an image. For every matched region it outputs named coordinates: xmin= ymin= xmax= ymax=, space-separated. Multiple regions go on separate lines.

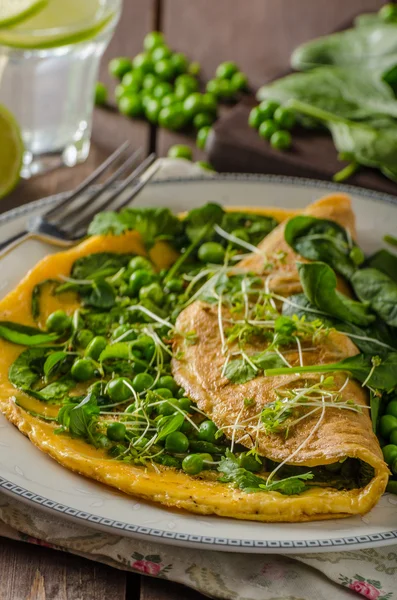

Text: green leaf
xmin=43 ymin=351 xmax=68 ymax=379
xmin=224 ymin=359 xmax=257 ymax=384
xmin=58 ymin=394 xmax=100 ymax=442
xmin=9 ymin=347 xmax=50 ymax=390
xmin=99 ymin=342 xmax=129 ymax=362
xmin=0 ymin=321 xmax=59 ymax=346
xmin=31 ymin=279 xmax=59 ymax=321
xmin=88 ymin=208 xmax=183 ymax=249
xmin=284 ymin=215 xmax=358 ymax=280
xmin=351 ymin=268 xmax=397 ymax=327
xmin=251 ymin=352 xmax=287 ymax=371
xmin=264 ymin=472 xmax=314 ymax=495
xmin=365 ymin=249 xmax=397 ymax=283
xmin=80 ymin=280 xmax=116 ymax=309
xmin=184 ymin=203 xmax=225 ymax=243
xmin=30 ymin=378 xmax=75 ymax=402
xmin=298 ymin=261 xmax=375 ymax=326
xmin=156 ymin=413 xmax=185 ymax=441
xmin=220 ymin=212 xmax=277 ymax=246
xmin=71 ymin=253 xmax=136 ymax=280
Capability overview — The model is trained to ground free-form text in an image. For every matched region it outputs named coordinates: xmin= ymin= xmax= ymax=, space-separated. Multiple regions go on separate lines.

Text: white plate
xmin=0 ymin=174 xmax=397 ymax=554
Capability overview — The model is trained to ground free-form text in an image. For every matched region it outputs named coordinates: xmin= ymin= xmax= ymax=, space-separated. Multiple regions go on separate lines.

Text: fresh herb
xmin=71 ymin=253 xmax=135 ymax=280
xmin=156 ymin=413 xmax=185 ymax=441
xmin=351 ymin=268 xmax=397 ymax=327
xmin=31 ymin=279 xmax=59 ymax=321
xmin=365 ymin=249 xmax=397 ymax=282
xmin=298 ymin=261 xmax=375 ymax=325
xmin=225 ymin=353 xmax=285 ymax=384
xmin=57 ymin=394 xmax=100 ymax=445
xmin=43 ymin=351 xmax=68 ymax=380
xmin=0 ymin=321 xmax=59 ymax=346
xmin=80 ymin=280 xmax=116 ymax=309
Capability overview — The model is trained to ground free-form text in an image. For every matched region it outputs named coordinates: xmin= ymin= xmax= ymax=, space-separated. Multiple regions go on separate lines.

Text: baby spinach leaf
xmin=285 ymin=215 xmax=359 ymax=279
xmin=351 ymin=268 xmax=397 ymax=327
xmin=30 ymin=378 xmax=76 ymax=402
xmin=365 ymin=249 xmax=397 ymax=282
xmin=58 ymin=394 xmax=100 ymax=443
xmin=264 ymin=353 xmax=397 ymax=391
xmin=298 ymin=261 xmax=375 ymax=326
xmin=0 ymin=321 xmax=59 ymax=346
xmin=43 ymin=351 xmax=68 ymax=379
xmin=88 ymin=207 xmax=183 ymax=249
xmin=31 ymin=279 xmax=59 ymax=321
xmin=9 ymin=347 xmax=51 ymax=390
xmin=71 ymin=253 xmax=135 ymax=280
xmin=184 ymin=203 xmax=225 ymax=243
xmin=80 ymin=280 xmax=116 ymax=309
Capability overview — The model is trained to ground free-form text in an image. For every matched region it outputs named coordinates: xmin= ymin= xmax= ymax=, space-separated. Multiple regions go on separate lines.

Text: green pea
xmin=379 ymin=414 xmax=397 ymax=438
xmin=139 ymin=282 xmax=164 ymax=305
xmin=231 ymin=71 xmax=248 ymax=91
xmin=198 ymin=241 xmax=225 ymax=264
xmin=129 ymin=256 xmax=153 ymax=272
xmin=258 ymin=99 xmax=280 ymax=119
xmin=114 ymin=84 xmax=128 ymax=102
xmin=215 ymin=61 xmax=238 ymax=80
xmin=152 ymin=81 xmax=173 ymax=99
xmin=386 ymin=400 xmax=397 ymax=419
xmin=76 ymin=328 xmax=94 ymax=348
xmin=151 ymin=45 xmax=172 ymax=62
xmin=94 ymin=82 xmax=107 ymax=105
xmin=201 ymin=93 xmax=218 ymax=115
xmin=230 ymin=228 xmax=249 ymax=242
xmin=195 ymin=161 xmax=215 ymax=172
xmin=157 ymin=400 xmax=175 ymax=416
xmin=121 ymin=70 xmax=143 ymax=92
xmin=177 ymin=397 xmax=192 ymax=412
xmin=161 ymin=93 xmax=177 ymax=108
xmin=71 ymin=358 xmax=96 ymax=382
xmin=129 ymin=269 xmax=156 ymax=296
xmin=46 ymin=310 xmax=71 ymax=333
xmin=108 ymin=57 xmax=132 ymax=79
xmin=167 ymin=144 xmax=192 ymax=160
xmin=392 ymin=458 xmax=397 ymax=475
xmin=177 ymin=387 xmax=186 ymax=398
xmin=382 ymin=444 xmax=397 ymax=465
xmin=112 ymin=325 xmax=136 ymax=341
xmin=390 ymin=429 xmax=397 ymax=445
xmin=124 ymin=403 xmax=136 ymax=413
xmin=270 ymin=130 xmax=291 ymax=150
xmin=188 ymin=61 xmax=201 ymax=76
xmin=106 ymin=377 xmax=133 ymax=402
xmin=198 ymin=420 xmax=218 ymax=443
xmin=142 ymin=73 xmax=159 ymax=90
xmin=118 ymin=94 xmax=144 ymax=118
xmin=273 ymin=106 xmax=296 ymax=130
xmin=143 ymin=31 xmax=164 ymax=52
xmin=182 ymin=453 xmax=204 ymax=475
xmin=183 ymin=92 xmax=204 ymax=119
xmin=133 ymin=372 xmax=154 ymax=393
xmin=132 ymin=52 xmax=153 ymax=74
xmin=154 ymin=58 xmax=174 ymax=81
xmin=156 ymin=375 xmax=178 ymax=393
xmin=379 ymin=3 xmax=397 ymax=22
xmin=135 ymin=335 xmax=156 ymax=360
xmin=165 ymin=431 xmax=189 ymax=453
xmin=155 ymin=388 xmax=173 ymax=399
xmin=175 ymin=74 xmax=198 ymax=91
xmin=158 ymin=104 xmax=186 ymax=130
xmin=85 ymin=336 xmax=107 ymax=360
xmin=193 ymin=112 xmax=214 ymax=129
xmin=349 ymin=246 xmax=365 ymax=266
xmin=180 ymin=420 xmax=193 ymax=434
xmin=170 ymin=52 xmax=189 ymax=74
xmin=237 ymin=452 xmax=262 ymax=472
xmin=248 ymin=106 xmax=263 ymax=129
xmin=165 ymin=278 xmax=184 ymax=293
xmin=258 ymin=119 xmax=278 ymax=140
xmin=144 ymin=98 xmax=162 ymax=124
xmin=196 ymin=125 xmax=212 ymax=150
xmin=174 ymin=83 xmax=192 ymax=101
xmin=107 ymin=422 xmax=126 ymax=442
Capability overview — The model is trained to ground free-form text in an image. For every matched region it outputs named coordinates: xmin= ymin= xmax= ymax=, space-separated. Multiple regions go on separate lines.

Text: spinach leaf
xmin=264 ymin=353 xmax=397 ymax=391
xmin=385 ymin=234 xmax=397 ymax=248
xmin=30 ymin=377 xmax=75 ymax=402
xmin=88 ymin=207 xmax=183 ymax=249
xmin=218 ymin=451 xmax=313 ymax=495
xmin=284 ymin=215 xmax=359 ymax=279
xmin=58 ymin=394 xmax=100 ymax=443
xmin=184 ymin=203 xmax=225 ymax=243
xmin=31 ymin=279 xmax=59 ymax=321
xmin=365 ymin=249 xmax=397 ymax=282
xmin=0 ymin=321 xmax=59 ymax=346
xmin=79 ymin=280 xmax=116 ymax=309
xmin=298 ymin=261 xmax=375 ymax=326
xmin=9 ymin=347 xmax=51 ymax=390
xmin=351 ymin=268 xmax=397 ymax=327
xmin=43 ymin=351 xmax=68 ymax=379
xmin=71 ymin=253 xmax=135 ymax=280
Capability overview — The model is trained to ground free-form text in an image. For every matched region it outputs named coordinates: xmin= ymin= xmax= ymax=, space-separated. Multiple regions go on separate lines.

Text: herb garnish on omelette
xmin=0 ymin=193 xmax=395 ymax=522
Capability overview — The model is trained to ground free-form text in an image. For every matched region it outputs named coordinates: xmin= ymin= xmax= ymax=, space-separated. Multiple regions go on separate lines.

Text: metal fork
xmin=0 ymin=143 xmax=159 ymax=256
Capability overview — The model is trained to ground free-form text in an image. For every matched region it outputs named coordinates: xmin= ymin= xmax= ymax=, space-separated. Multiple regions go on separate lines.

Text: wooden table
xmin=0 ymin=1 xmax=385 ymax=598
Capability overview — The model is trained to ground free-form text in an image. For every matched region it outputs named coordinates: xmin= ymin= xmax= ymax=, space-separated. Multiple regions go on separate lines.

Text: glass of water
xmin=0 ymin=0 xmax=122 ymax=178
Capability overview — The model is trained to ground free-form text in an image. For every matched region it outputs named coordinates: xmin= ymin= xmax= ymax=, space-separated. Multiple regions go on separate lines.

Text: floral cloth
xmin=0 ymin=160 xmax=396 ymax=600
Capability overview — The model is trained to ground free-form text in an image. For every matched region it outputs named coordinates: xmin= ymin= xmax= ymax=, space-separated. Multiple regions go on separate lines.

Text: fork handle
xmin=0 ymin=230 xmax=29 ymax=254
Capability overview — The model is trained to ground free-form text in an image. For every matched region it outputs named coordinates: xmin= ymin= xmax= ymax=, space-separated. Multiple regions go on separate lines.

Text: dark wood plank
xmin=139 ymin=576 xmax=206 ymax=600
xmin=157 ymin=0 xmax=385 ymax=157
xmin=0 ymin=537 xmax=130 ymax=600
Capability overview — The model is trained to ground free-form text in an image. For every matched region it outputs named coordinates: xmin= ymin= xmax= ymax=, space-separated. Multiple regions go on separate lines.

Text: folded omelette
xmin=0 ymin=194 xmax=389 ymax=522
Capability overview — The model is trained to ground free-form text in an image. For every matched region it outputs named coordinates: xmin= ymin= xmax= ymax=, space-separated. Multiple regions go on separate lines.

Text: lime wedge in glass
xmin=0 ymin=0 xmax=48 ymax=28
xmin=0 ymin=105 xmax=23 ymax=199
xmin=0 ymin=0 xmax=115 ymax=49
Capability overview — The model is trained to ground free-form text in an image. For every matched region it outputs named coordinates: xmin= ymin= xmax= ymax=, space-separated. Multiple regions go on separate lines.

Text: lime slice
xmin=0 ymin=105 xmax=23 ymax=199
xmin=0 ymin=0 xmax=116 ymax=49
xmin=0 ymin=0 xmax=48 ymax=28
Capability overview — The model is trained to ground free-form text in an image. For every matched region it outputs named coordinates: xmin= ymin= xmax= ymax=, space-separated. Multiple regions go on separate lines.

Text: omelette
xmin=0 ymin=193 xmax=390 ymax=522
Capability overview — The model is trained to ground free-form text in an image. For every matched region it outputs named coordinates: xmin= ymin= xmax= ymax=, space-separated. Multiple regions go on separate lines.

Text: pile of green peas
xmin=379 ymin=399 xmax=397 ymax=475
xmin=248 ymin=99 xmax=295 ymax=150
xmin=95 ymin=31 xmax=249 ymax=154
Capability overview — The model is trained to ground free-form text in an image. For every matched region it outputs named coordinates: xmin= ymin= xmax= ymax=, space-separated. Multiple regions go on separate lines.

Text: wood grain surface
xmin=0 ymin=1 xmax=390 ymax=599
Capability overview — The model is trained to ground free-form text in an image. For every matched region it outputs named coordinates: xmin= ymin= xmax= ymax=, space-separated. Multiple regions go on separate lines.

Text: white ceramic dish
xmin=0 ymin=174 xmax=396 ymax=554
